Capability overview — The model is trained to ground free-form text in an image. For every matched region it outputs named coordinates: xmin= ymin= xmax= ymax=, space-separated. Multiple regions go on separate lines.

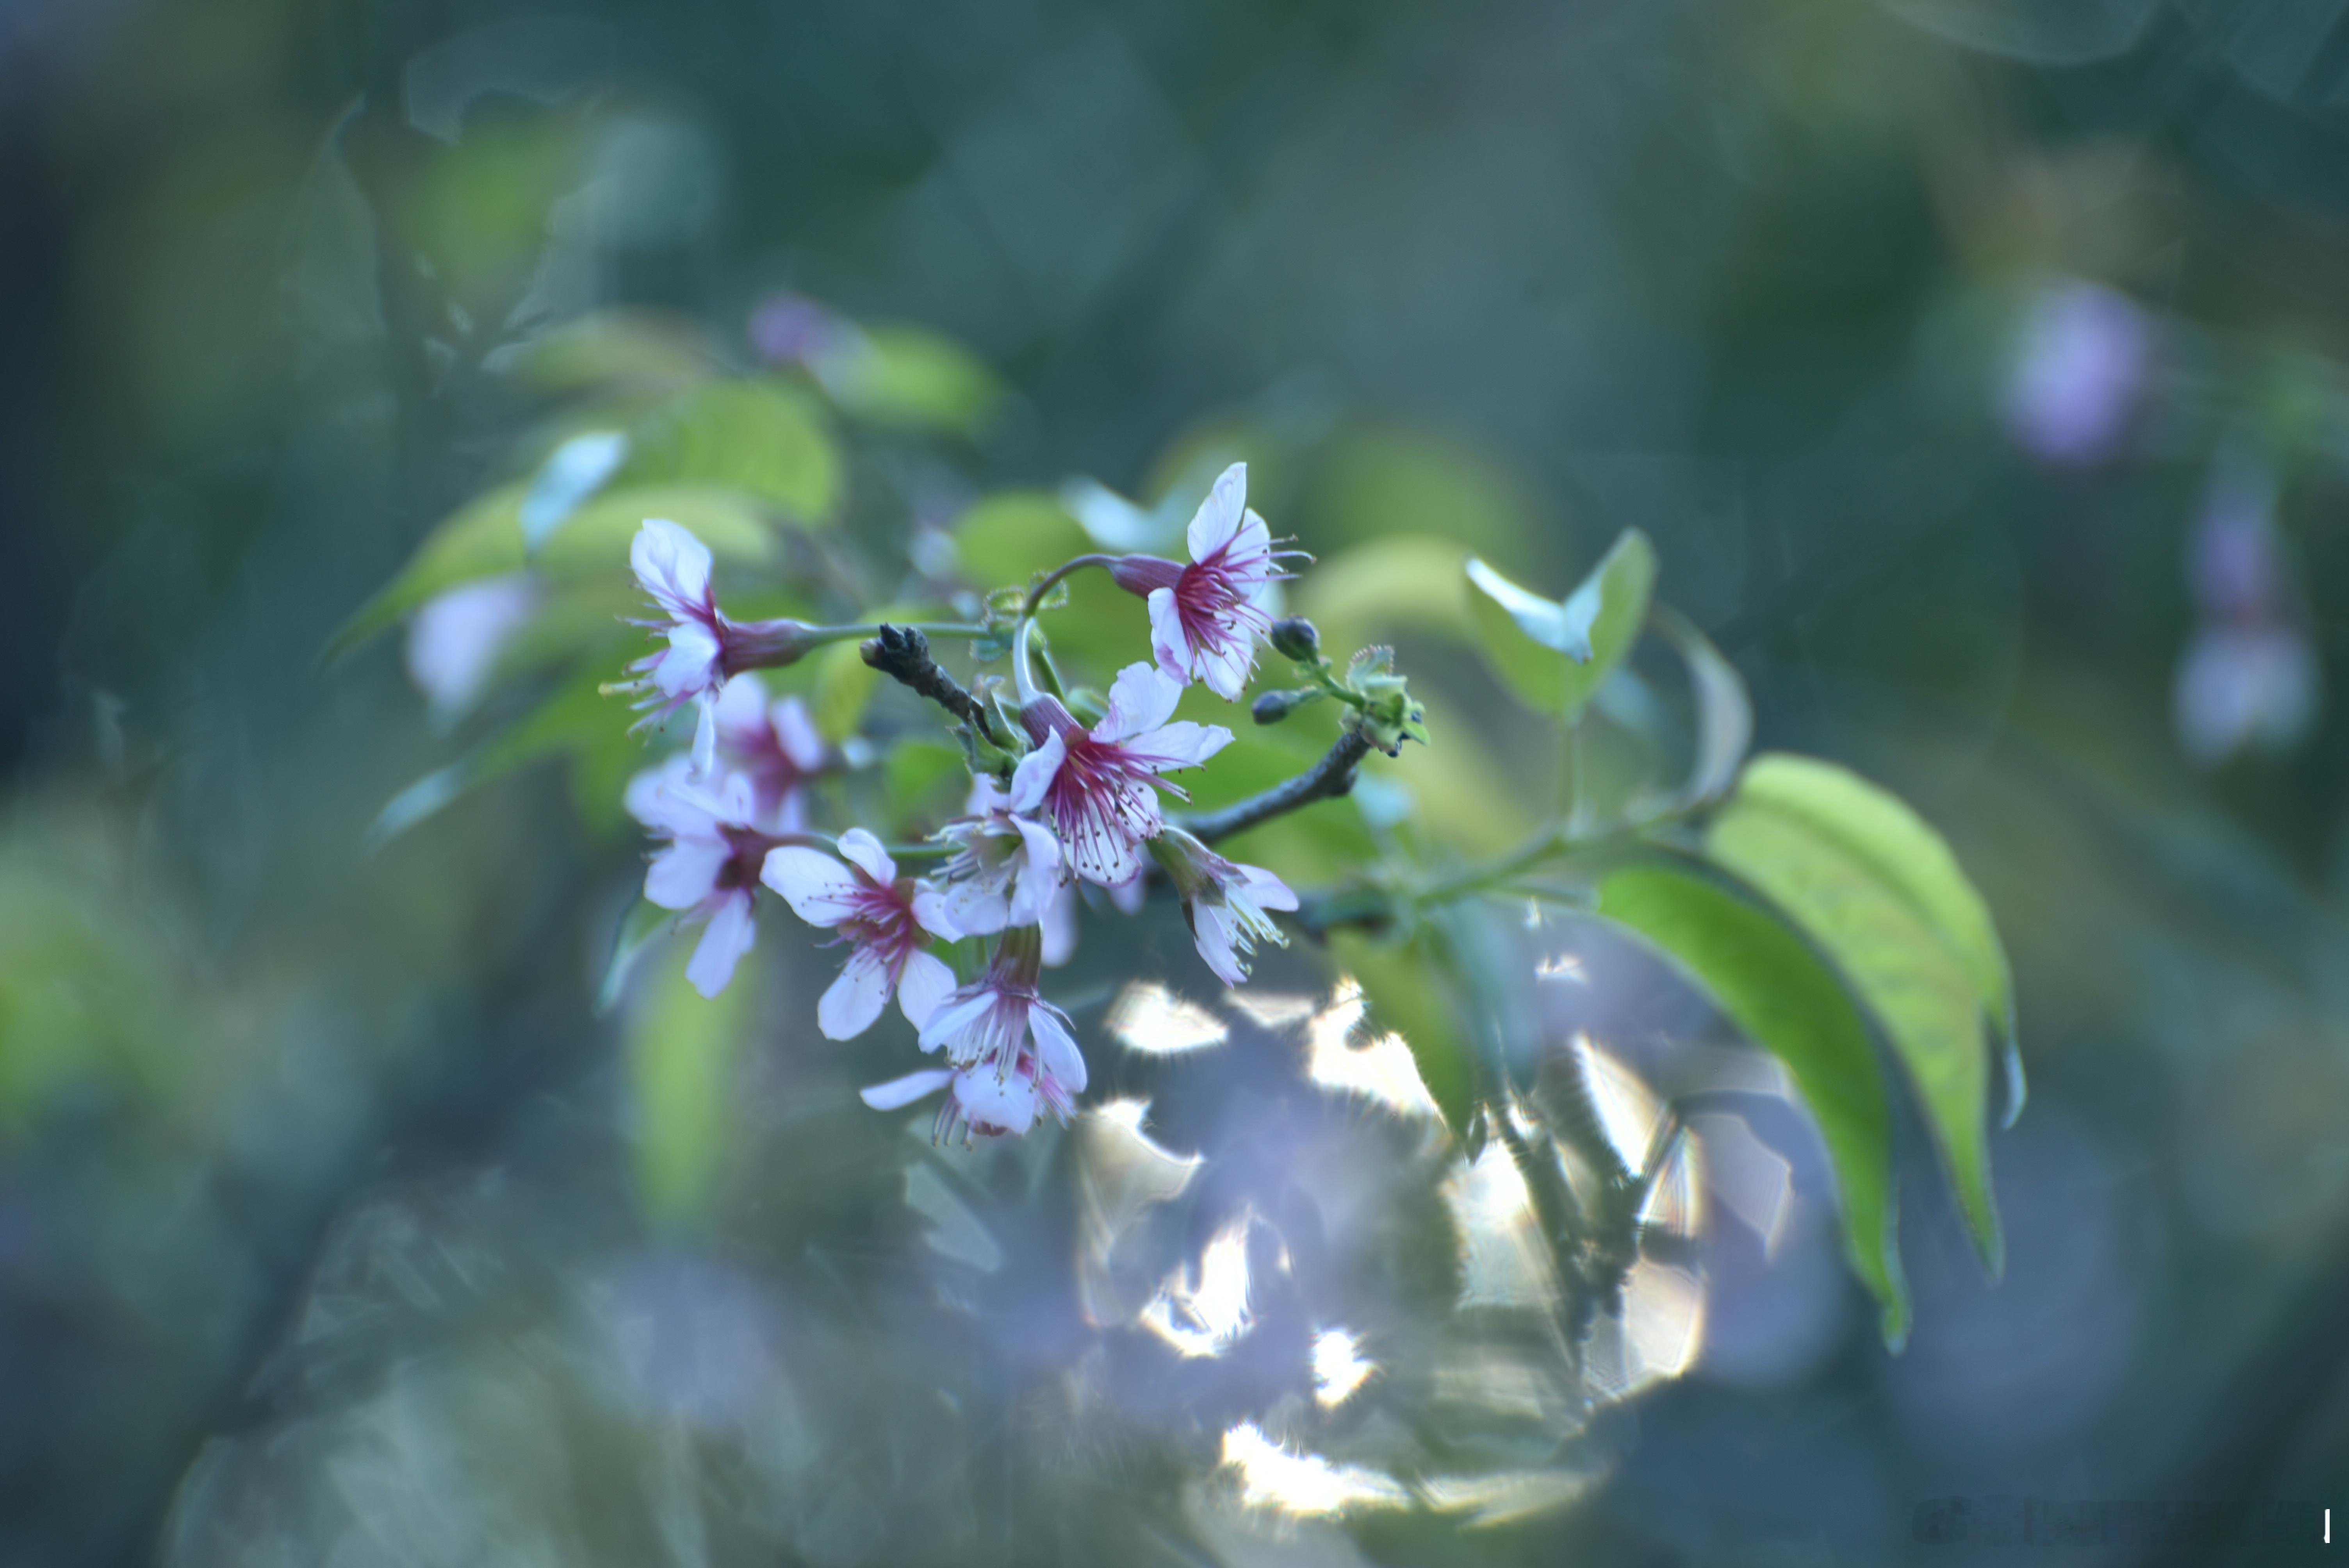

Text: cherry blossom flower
xmin=858 ymin=1053 xmax=1077 ymax=1142
xmin=916 ymin=927 xmax=1087 ymax=1103
xmin=931 ymin=776 xmax=1063 ymax=938
xmin=406 ymin=573 xmax=540 ymax=725
xmin=1012 ymin=663 xmax=1232 ymax=886
xmin=1108 ymin=462 xmax=1298 ymax=700
xmin=623 ymin=519 xmax=825 ymax=775
xmin=625 ymin=757 xmax=778 ymax=999
xmin=1150 ymin=826 xmax=1299 ymax=986
xmin=711 ymin=676 xmax=829 ymax=832
xmin=763 ymin=829 xmax=960 ymax=1040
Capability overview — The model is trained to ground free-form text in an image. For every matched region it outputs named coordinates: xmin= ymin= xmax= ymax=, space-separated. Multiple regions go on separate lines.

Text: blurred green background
xmin=8 ymin=0 xmax=2349 ymax=1563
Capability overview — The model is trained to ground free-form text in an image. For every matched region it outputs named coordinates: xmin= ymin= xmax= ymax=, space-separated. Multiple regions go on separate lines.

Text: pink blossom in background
xmin=2001 ymin=279 xmax=2151 ymax=466
xmin=625 ymin=757 xmax=774 ymax=999
xmin=711 ymin=676 xmax=829 ymax=832
xmin=405 ymin=573 xmax=541 ymax=724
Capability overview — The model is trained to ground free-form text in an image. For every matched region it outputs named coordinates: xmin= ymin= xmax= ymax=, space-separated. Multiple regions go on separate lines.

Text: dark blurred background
xmin=7 ymin=0 xmax=2349 ymax=1564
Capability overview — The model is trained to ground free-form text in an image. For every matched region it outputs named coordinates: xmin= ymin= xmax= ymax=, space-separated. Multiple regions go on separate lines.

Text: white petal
xmin=1198 ymin=637 xmax=1255 ymax=702
xmin=836 ymin=827 xmax=897 ymax=887
xmin=1096 ymin=663 xmax=1185 ymax=744
xmin=951 ymin=1068 xmax=1038 ymax=1135
xmin=645 ymin=840 xmax=729 ymax=910
xmin=1238 ymin=863 xmax=1300 ymax=912
xmin=817 ymin=948 xmax=892 ymax=1039
xmin=1123 ymin=720 xmax=1232 ymax=772
xmin=942 ymin=877 xmax=1011 ymax=937
xmin=919 ymin=988 xmax=993 ymax=1055
xmin=1028 ymin=1003 xmax=1088 ymax=1094
xmin=406 ymin=575 xmax=539 ymax=720
xmin=1185 ymin=462 xmax=1248 ymax=564
xmin=624 ymin=755 xmax=702 ymax=830
xmin=909 ymin=880 xmax=962 ymax=941
xmin=1013 ymin=815 xmax=1062 ymax=877
xmin=759 ymin=847 xmax=861 ymax=925
xmin=685 ymin=892 xmax=757 ymax=998
xmin=1008 ymin=730 xmax=1066 ymax=812
xmin=711 ymin=671 xmax=770 ymax=741
xmin=633 ymin=517 xmax=713 ymax=608
xmin=1107 ymin=871 xmax=1146 ymax=914
xmin=861 ymin=1067 xmax=954 ymax=1111
xmin=1225 ymin=513 xmax=1276 ymax=581
xmin=1147 ymin=588 xmax=1195 ymax=686
xmin=690 ymin=690 xmax=720 ymax=778
xmin=1190 ymin=903 xmax=1246 ymax=987
xmin=895 ymin=949 xmax=957 ymax=1028
xmin=772 ymin=697 xmax=827 ymax=769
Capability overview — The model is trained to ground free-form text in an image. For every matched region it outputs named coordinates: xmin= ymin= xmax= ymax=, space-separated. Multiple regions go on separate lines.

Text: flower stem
xmin=1020 ymin=555 xmax=1118 ymax=617
xmin=1177 ymin=725 xmax=1376 ymax=845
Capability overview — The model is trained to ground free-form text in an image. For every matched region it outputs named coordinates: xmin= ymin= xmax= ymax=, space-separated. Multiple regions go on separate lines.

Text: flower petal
xmin=1121 ymin=720 xmax=1233 ymax=772
xmin=817 ymin=947 xmax=892 ymax=1039
xmin=895 ymin=949 xmax=957 ymax=1028
xmin=919 ymin=987 xmax=993 ymax=1055
xmin=836 ymin=827 xmax=897 ymax=887
xmin=1040 ymin=883 xmax=1078 ymax=967
xmin=1008 ymin=729 xmax=1067 ymax=812
xmin=773 ymin=697 xmax=827 ymax=770
xmin=1197 ymin=636 xmax=1255 ymax=702
xmin=1147 ymin=588 xmax=1194 ymax=686
xmin=1096 ymin=663 xmax=1184 ymax=744
xmin=685 ymin=891 xmax=757 ymax=997
xmin=909 ymin=880 xmax=962 ymax=941
xmin=645 ymin=839 xmax=729 ymax=911
xmin=633 ymin=517 xmax=714 ymax=610
xmin=1238 ymin=863 xmax=1300 ymax=912
xmin=1029 ymin=1003 xmax=1088 ymax=1094
xmin=861 ymin=1067 xmax=954 ymax=1111
xmin=759 ymin=846 xmax=862 ymax=925
xmin=1185 ymin=462 xmax=1248 ymax=564
xmin=952 ymin=1067 xmax=1039 ymax=1136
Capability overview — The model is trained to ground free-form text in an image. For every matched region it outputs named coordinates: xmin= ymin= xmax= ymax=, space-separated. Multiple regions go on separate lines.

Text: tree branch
xmin=1178 ymin=726 xmax=1374 ymax=846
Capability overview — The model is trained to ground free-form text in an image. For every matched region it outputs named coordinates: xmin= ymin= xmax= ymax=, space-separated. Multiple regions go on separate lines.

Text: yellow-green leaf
xmin=627 ymin=942 xmax=757 ymax=1228
xmin=825 ymin=324 xmax=1003 ymax=437
xmin=1465 ymin=529 xmax=1656 ymax=718
xmin=1599 ymin=863 xmax=1907 ymax=1346
xmin=1729 ymin=754 xmax=2012 ymax=1037
xmin=1706 ymin=779 xmax=2005 ymax=1274
xmin=619 ymin=378 xmax=841 ymax=523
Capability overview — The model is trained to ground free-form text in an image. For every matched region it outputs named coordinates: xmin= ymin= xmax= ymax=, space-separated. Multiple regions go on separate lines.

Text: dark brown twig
xmin=1178 ymin=726 xmax=1374 ymax=846
xmin=861 ymin=624 xmax=1003 ymax=745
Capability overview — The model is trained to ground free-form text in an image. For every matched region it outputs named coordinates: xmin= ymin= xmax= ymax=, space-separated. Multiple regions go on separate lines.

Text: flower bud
xmin=1268 ymin=616 xmax=1322 ymax=663
xmin=1251 ymin=688 xmax=1320 ymax=725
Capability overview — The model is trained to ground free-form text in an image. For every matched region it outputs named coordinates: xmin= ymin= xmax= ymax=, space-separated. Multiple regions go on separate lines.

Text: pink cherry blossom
xmin=712 ymin=676 xmax=829 ymax=832
xmin=916 ymin=927 xmax=1086 ymax=1105
xmin=625 ymin=757 xmax=779 ymax=999
xmin=1150 ymin=826 xmax=1299 ymax=986
xmin=623 ymin=519 xmax=825 ymax=775
xmin=1011 ymin=663 xmax=1232 ymax=887
xmin=857 ymin=1051 xmax=1077 ymax=1142
xmin=1107 ymin=463 xmax=1298 ymax=700
xmin=931 ymin=776 xmax=1064 ymax=938
xmin=762 ymin=829 xmax=960 ymax=1040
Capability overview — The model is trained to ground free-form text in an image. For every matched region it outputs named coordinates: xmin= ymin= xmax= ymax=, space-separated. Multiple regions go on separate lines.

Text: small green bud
xmin=1268 ymin=617 xmax=1323 ymax=663
xmin=1251 ymin=688 xmax=1323 ymax=725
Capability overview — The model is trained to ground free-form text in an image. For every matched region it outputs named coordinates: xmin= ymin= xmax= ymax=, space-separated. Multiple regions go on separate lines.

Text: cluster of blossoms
xmin=618 ymin=465 xmax=1306 ymax=1140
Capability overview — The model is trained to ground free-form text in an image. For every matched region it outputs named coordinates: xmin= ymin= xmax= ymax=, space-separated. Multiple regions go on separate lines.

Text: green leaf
xmin=1465 ymin=529 xmax=1657 ymax=718
xmin=596 ymin=898 xmax=683 ymax=1016
xmin=1466 ymin=557 xmax=1592 ymax=661
xmin=626 ymin=940 xmax=757 ymax=1228
xmin=618 ymin=378 xmax=841 ymax=523
xmin=882 ymin=738 xmax=970 ymax=834
xmin=367 ymin=670 xmax=627 ymax=846
xmin=1326 ymin=928 xmax=1476 ymax=1137
xmin=1706 ymin=775 xmax=2005 ymax=1274
xmin=812 ymin=639 xmax=878 ymax=744
xmin=1297 ymin=535 xmax=1475 ymax=657
xmin=953 ymin=492 xmax=1091 ymax=590
xmin=323 ymin=483 xmax=778 ymax=665
xmin=1597 ymin=864 xmax=1908 ymax=1347
xmin=1643 ymin=605 xmax=1752 ymax=814
xmin=1727 ymin=754 xmax=2013 ymax=1041
xmin=823 ymin=324 xmax=1003 ymax=437
xmin=506 ymin=309 xmax=715 ymax=396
